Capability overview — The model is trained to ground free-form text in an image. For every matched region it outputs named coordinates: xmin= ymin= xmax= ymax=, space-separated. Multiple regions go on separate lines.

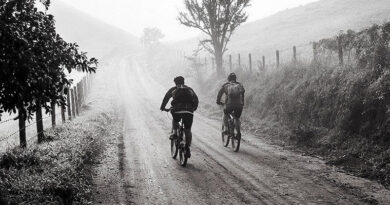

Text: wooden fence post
xmin=36 ymin=104 xmax=44 ymax=143
xmin=71 ymin=89 xmax=76 ymax=118
xmin=276 ymin=50 xmax=280 ymax=68
xmin=249 ymin=53 xmax=252 ymax=72
xmin=229 ymin=55 xmax=232 ymax=72
xmin=18 ymin=105 xmax=27 ymax=148
xmin=313 ymin=43 xmax=318 ymax=63
xmin=78 ymin=82 xmax=82 ymax=105
xmin=238 ymin=54 xmax=241 ymax=70
xmin=338 ymin=36 xmax=344 ymax=66
xmin=293 ymin=46 xmax=297 ymax=62
xmin=74 ymin=88 xmax=79 ymax=116
xmin=262 ymin=56 xmax=266 ymax=70
xmin=67 ymin=88 xmax=72 ymax=120
xmin=60 ymin=89 xmax=66 ymax=123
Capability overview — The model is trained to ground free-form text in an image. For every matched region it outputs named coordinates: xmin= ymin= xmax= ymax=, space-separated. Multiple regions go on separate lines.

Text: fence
xmin=175 ymin=43 xmax=313 ymax=75
xmin=0 ymin=73 xmax=95 ymax=151
xmin=174 ymin=25 xmax=388 ymax=74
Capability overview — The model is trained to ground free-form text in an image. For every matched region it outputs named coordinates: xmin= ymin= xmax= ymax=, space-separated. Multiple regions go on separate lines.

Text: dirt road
xmin=101 ymin=55 xmax=390 ymax=205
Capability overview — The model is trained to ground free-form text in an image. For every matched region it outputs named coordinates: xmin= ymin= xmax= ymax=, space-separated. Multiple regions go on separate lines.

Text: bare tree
xmin=178 ymin=0 xmax=250 ymax=75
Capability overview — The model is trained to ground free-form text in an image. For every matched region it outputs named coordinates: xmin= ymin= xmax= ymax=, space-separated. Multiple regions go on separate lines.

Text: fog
xmin=58 ymin=0 xmax=319 ymax=42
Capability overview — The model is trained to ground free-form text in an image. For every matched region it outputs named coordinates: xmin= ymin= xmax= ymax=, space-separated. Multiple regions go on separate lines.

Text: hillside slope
xmin=172 ymin=0 xmax=390 ymax=57
xmin=49 ymin=1 xmax=139 ymax=58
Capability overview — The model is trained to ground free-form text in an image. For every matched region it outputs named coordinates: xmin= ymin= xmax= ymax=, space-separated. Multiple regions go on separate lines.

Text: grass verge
xmin=0 ymin=111 xmax=113 ymax=205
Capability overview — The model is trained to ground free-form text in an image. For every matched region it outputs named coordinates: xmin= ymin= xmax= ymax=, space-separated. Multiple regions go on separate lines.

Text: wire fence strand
xmin=0 ymin=118 xmax=16 ymax=125
xmin=0 ymin=111 xmax=62 ymax=143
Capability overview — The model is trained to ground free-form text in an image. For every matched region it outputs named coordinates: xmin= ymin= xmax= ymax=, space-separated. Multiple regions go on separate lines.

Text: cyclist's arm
xmin=160 ymin=87 xmax=175 ymax=110
xmin=192 ymin=89 xmax=199 ymax=111
xmin=216 ymin=85 xmax=225 ymax=105
xmin=241 ymin=84 xmax=245 ymax=106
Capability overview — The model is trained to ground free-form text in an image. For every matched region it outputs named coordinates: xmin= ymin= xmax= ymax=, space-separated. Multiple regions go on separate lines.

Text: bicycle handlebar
xmin=162 ymin=108 xmax=172 ymax=112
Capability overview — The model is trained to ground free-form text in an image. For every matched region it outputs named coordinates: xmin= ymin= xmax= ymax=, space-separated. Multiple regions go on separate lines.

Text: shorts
xmin=224 ymin=105 xmax=243 ymax=119
xmin=171 ymin=112 xmax=194 ymax=129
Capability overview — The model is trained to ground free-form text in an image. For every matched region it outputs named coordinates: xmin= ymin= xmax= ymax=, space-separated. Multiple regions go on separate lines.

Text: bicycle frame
xmin=165 ymin=108 xmax=190 ymax=166
xmin=221 ymin=108 xmax=241 ymax=152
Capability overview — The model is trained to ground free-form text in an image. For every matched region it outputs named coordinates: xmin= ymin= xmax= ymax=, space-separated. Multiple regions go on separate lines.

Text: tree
xmin=0 ymin=0 xmax=97 ymax=147
xmin=178 ymin=0 xmax=250 ymax=75
xmin=141 ymin=27 xmax=165 ymax=48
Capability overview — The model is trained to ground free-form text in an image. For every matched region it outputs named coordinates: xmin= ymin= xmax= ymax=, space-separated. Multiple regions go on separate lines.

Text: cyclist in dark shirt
xmin=160 ymin=76 xmax=198 ymax=158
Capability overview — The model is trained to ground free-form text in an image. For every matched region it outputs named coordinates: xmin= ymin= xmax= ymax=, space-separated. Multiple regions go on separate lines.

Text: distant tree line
xmin=0 ymin=0 xmax=97 ymax=147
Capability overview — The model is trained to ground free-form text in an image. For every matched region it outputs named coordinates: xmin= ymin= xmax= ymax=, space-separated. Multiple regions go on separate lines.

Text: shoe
xmin=169 ymin=134 xmax=177 ymax=140
xmin=185 ymin=147 xmax=191 ymax=158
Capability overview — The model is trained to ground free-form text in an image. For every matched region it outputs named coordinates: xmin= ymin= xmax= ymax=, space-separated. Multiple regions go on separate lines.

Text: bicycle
xmin=221 ymin=108 xmax=241 ymax=152
xmin=163 ymin=108 xmax=190 ymax=167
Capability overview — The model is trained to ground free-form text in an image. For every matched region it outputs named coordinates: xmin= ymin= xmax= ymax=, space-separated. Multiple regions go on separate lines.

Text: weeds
xmin=0 ymin=113 xmax=110 ymax=204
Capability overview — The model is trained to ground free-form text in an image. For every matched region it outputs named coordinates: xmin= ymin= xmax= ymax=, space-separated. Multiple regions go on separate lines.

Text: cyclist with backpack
xmin=160 ymin=76 xmax=199 ymax=158
xmin=216 ymin=73 xmax=245 ymax=139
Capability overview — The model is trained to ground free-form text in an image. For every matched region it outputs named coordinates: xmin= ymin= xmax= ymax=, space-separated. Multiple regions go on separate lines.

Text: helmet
xmin=174 ymin=76 xmax=185 ymax=85
xmin=228 ymin=73 xmax=237 ymax=81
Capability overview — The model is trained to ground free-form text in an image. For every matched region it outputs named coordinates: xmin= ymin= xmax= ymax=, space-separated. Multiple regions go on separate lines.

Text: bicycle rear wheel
xmin=179 ymin=147 xmax=188 ymax=167
xmin=231 ymin=123 xmax=241 ymax=152
xmin=171 ymin=139 xmax=179 ymax=159
xmin=231 ymin=135 xmax=241 ymax=152
xmin=222 ymin=125 xmax=230 ymax=147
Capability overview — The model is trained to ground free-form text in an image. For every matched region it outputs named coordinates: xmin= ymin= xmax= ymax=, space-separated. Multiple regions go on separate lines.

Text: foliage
xmin=315 ymin=23 xmax=390 ymax=71
xmin=195 ymin=21 xmax=390 ymax=188
xmin=0 ymin=0 xmax=98 ymax=122
xmin=178 ymin=0 xmax=251 ymax=75
xmin=141 ymin=27 xmax=165 ymax=48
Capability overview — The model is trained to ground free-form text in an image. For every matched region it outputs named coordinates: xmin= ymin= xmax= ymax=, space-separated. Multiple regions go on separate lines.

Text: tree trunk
xmin=36 ymin=104 xmax=44 ymax=143
xmin=214 ymin=47 xmax=224 ymax=76
xmin=51 ymin=100 xmax=56 ymax=128
xmin=18 ymin=105 xmax=27 ymax=148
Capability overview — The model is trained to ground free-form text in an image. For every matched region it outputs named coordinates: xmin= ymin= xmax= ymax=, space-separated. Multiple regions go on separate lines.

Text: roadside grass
xmin=195 ymin=61 xmax=390 ymax=188
xmin=0 ymin=111 xmax=113 ymax=204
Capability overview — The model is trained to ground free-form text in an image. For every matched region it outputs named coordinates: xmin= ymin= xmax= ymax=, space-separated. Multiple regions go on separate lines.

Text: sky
xmin=59 ymin=0 xmax=319 ymax=42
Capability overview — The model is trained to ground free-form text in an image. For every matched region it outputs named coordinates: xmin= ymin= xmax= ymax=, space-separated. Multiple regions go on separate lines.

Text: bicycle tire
xmin=171 ymin=139 xmax=179 ymax=159
xmin=231 ymin=135 xmax=241 ymax=152
xmin=179 ymin=148 xmax=188 ymax=167
xmin=222 ymin=125 xmax=230 ymax=147
xmin=231 ymin=120 xmax=241 ymax=152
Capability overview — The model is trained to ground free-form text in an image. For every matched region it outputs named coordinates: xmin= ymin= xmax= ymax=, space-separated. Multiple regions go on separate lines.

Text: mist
xmin=1 ymin=0 xmax=390 ymax=204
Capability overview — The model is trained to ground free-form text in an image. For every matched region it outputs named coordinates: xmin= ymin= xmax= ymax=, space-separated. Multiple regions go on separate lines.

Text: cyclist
xmin=216 ymin=73 xmax=245 ymax=139
xmin=160 ymin=76 xmax=198 ymax=158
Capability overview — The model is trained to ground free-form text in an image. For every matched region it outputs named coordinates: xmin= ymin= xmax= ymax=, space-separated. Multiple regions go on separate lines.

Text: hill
xmin=172 ymin=0 xmax=390 ymax=57
xmin=49 ymin=1 xmax=140 ymax=59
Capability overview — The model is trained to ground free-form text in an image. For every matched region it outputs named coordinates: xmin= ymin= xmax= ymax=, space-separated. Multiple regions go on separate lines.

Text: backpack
xmin=226 ymin=83 xmax=243 ymax=104
xmin=172 ymin=86 xmax=194 ymax=109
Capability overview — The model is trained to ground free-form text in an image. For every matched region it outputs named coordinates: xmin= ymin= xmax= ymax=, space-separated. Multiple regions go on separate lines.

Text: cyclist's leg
xmin=171 ymin=112 xmax=180 ymax=139
xmin=223 ymin=106 xmax=232 ymax=133
xmin=182 ymin=113 xmax=194 ymax=157
xmin=233 ymin=106 xmax=243 ymax=137
xmin=182 ymin=113 xmax=193 ymax=147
